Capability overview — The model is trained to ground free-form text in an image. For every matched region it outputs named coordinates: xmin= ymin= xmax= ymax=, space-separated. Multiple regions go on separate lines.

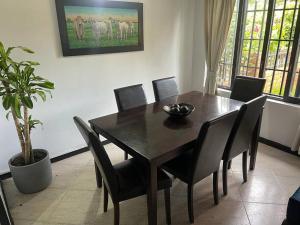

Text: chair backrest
xmin=152 ymin=77 xmax=179 ymax=101
xmin=114 ymin=84 xmax=147 ymax=112
xmin=73 ymin=117 xmax=118 ymax=200
xmin=230 ymin=76 xmax=266 ymax=102
xmin=223 ymin=95 xmax=267 ymax=161
xmin=189 ymin=110 xmax=239 ymax=183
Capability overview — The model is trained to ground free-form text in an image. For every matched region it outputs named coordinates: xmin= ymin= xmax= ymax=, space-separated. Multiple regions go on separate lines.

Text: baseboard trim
xmin=0 ymin=140 xmax=111 ymax=180
xmin=258 ymin=137 xmax=300 ymax=158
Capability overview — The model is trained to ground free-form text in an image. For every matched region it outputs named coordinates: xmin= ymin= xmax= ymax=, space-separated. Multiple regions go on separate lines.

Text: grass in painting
xmin=66 ymin=22 xmax=138 ymax=49
xmin=64 ymin=6 xmax=139 ymax=49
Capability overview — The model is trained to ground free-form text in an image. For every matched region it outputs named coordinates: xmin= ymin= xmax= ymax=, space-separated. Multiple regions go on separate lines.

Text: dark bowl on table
xmin=163 ymin=103 xmax=195 ymax=119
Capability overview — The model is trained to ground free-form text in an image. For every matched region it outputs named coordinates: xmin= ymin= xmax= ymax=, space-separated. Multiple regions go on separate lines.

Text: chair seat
xmin=163 ymin=149 xmax=193 ymax=183
xmin=114 ymin=158 xmax=172 ymax=201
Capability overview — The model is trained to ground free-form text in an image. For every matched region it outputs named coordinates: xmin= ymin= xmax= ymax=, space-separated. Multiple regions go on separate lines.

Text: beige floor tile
xmin=48 ymin=189 xmax=102 ymax=224
xmin=274 ymin=175 xmax=300 ymax=198
xmin=239 ymin=173 xmax=289 ymax=204
xmin=14 ymin=219 xmax=72 ymax=225
xmin=170 ymin=195 xmax=249 ymax=225
xmin=10 ymin=188 xmax=65 ymax=222
xmin=245 ymin=202 xmax=287 ymax=225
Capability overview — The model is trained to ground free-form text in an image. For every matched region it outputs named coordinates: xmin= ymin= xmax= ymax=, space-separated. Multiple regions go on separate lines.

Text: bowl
xmin=163 ymin=103 xmax=195 ymax=118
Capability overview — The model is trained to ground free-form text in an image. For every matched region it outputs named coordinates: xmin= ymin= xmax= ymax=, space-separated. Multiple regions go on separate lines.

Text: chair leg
xmin=228 ymin=160 xmax=232 ymax=170
xmin=104 ymin=185 xmax=108 ymax=212
xmin=95 ymin=162 xmax=102 ymax=188
xmin=164 ymin=188 xmax=171 ymax=225
xmin=222 ymin=161 xmax=228 ymax=196
xmin=242 ymin=151 xmax=248 ymax=183
xmin=187 ymin=184 xmax=194 ymax=224
xmin=113 ymin=202 xmax=120 ymax=225
xmin=124 ymin=152 xmax=128 ymax=160
xmin=213 ymin=171 xmax=219 ymax=205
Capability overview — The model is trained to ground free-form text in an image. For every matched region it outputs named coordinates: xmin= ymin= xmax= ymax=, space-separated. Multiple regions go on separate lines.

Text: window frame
xmin=220 ymin=0 xmax=300 ymax=104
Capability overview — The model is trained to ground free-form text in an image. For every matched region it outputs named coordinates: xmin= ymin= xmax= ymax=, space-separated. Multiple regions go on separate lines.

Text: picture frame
xmin=55 ymin=0 xmax=144 ymax=56
xmin=0 ymin=179 xmax=14 ymax=225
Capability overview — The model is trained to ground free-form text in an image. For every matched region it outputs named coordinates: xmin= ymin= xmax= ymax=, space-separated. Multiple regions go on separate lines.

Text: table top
xmin=89 ymin=91 xmax=243 ymax=164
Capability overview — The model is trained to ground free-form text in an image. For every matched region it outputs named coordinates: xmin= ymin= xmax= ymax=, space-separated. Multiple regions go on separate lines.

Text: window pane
xmin=248 ymin=40 xmax=259 ymax=67
xmin=244 ymin=12 xmax=254 ymax=39
xmin=253 ymin=12 xmax=266 ymax=39
xmin=248 ymin=0 xmax=257 ymax=11
xmin=275 ymin=0 xmax=298 ymax=9
xmin=264 ymin=70 xmax=274 ymax=93
xmin=271 ymin=10 xmax=284 ymax=39
xmin=239 ymin=0 xmax=268 ymax=78
xmin=282 ymin=9 xmax=297 ymax=40
xmin=276 ymin=41 xmax=291 ymax=70
xmin=264 ymin=0 xmax=298 ymax=96
xmin=267 ymin=41 xmax=279 ymax=69
xmin=275 ymin=0 xmax=285 ymax=9
xmin=270 ymin=71 xmax=284 ymax=95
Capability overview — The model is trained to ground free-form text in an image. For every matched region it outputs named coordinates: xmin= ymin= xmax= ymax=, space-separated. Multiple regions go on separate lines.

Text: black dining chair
xmin=152 ymin=77 xmax=179 ymax=101
xmin=230 ymin=76 xmax=266 ymax=102
xmin=0 ymin=179 xmax=14 ymax=225
xmin=74 ymin=116 xmax=172 ymax=225
xmin=114 ymin=84 xmax=147 ymax=112
xmin=114 ymin=84 xmax=147 ymax=159
xmin=228 ymin=75 xmax=266 ymax=170
xmin=222 ymin=95 xmax=267 ymax=196
xmin=163 ymin=111 xmax=239 ymax=224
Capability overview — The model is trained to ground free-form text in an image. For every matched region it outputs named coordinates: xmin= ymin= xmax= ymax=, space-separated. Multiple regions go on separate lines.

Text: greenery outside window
xmin=217 ymin=0 xmax=300 ymax=104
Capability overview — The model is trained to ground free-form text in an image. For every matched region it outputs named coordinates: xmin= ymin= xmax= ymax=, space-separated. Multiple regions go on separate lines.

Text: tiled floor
xmin=3 ymin=143 xmax=300 ymax=225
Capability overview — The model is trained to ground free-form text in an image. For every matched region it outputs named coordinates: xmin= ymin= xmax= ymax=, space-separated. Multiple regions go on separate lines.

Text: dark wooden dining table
xmin=89 ymin=91 xmax=258 ymax=225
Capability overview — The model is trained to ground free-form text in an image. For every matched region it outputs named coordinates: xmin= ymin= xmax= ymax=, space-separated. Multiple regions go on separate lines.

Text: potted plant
xmin=0 ymin=41 xmax=54 ymax=194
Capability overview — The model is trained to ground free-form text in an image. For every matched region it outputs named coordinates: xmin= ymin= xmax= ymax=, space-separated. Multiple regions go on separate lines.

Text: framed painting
xmin=55 ymin=0 xmax=144 ymax=56
xmin=0 ymin=179 xmax=14 ymax=225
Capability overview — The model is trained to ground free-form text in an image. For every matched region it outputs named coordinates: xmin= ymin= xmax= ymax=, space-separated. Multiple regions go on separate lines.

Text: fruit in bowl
xmin=163 ymin=103 xmax=195 ymax=118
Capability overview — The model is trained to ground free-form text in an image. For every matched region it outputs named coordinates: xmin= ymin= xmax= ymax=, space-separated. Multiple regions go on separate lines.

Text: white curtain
xmin=204 ymin=0 xmax=236 ymax=94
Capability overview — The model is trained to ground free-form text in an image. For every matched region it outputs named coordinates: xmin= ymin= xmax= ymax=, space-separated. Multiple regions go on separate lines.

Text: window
xmin=217 ymin=0 xmax=300 ymax=104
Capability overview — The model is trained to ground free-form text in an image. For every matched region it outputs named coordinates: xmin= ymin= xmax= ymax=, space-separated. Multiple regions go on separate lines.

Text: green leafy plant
xmin=0 ymin=42 xmax=54 ymax=165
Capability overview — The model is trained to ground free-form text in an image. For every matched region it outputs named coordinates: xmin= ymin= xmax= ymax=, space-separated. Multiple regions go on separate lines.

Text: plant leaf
xmin=2 ymin=95 xmax=12 ymax=110
xmin=13 ymin=95 xmax=22 ymax=119
xmin=6 ymin=47 xmax=16 ymax=56
xmin=22 ymin=96 xmax=33 ymax=109
xmin=36 ymin=90 xmax=46 ymax=101
xmin=6 ymin=111 xmax=11 ymax=120
xmin=35 ymin=81 xmax=54 ymax=89
xmin=18 ymin=46 xmax=34 ymax=54
xmin=0 ymin=41 xmax=5 ymax=58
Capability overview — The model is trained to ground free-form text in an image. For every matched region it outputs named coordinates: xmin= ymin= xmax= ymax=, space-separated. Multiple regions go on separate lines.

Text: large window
xmin=217 ymin=0 xmax=300 ymax=104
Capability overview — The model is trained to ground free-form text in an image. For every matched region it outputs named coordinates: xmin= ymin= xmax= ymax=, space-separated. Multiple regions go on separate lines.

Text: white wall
xmin=0 ymin=0 xmax=195 ymax=173
xmin=260 ymin=100 xmax=300 ymax=148
xmin=191 ymin=0 xmax=206 ymax=92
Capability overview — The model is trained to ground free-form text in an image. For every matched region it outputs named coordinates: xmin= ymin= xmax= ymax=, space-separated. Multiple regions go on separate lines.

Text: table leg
xmin=250 ymin=113 xmax=262 ymax=171
xmin=95 ymin=161 xmax=102 ymax=188
xmin=147 ymin=163 xmax=157 ymax=225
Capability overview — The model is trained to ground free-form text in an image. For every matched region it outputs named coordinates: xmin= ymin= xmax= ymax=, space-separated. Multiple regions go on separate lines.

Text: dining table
xmin=89 ymin=91 xmax=260 ymax=225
